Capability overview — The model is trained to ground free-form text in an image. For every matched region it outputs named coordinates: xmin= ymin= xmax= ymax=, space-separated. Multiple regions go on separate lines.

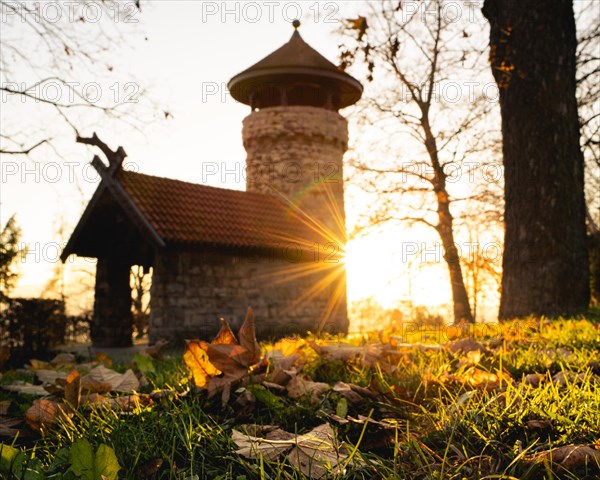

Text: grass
xmin=1 ymin=316 xmax=599 ymax=479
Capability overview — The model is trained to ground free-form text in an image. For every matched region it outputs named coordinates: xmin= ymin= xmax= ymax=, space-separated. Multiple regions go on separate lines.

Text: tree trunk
xmin=436 ymin=200 xmax=475 ymax=324
xmin=422 ymin=118 xmax=474 ymax=324
xmin=482 ymin=0 xmax=590 ymax=319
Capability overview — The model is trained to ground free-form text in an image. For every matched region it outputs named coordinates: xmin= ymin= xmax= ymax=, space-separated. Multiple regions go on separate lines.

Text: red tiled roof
xmin=117 ymin=170 xmax=322 ymax=249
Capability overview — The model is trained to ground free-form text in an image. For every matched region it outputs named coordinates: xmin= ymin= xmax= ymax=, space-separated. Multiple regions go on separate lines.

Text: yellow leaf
xmin=271 ymin=337 xmax=306 ymax=357
xmin=183 ymin=340 xmax=221 ymax=388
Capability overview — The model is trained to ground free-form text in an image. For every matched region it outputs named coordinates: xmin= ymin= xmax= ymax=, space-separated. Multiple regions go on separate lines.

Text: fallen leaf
xmin=523 ymin=373 xmax=546 ymax=387
xmin=24 ymin=399 xmax=70 ymax=431
xmin=35 ymin=369 xmax=68 ymax=385
xmin=184 ymin=307 xmax=262 ymax=400
xmin=2 ymin=382 xmax=48 ymax=396
xmin=287 ymin=424 xmax=349 ymax=479
xmin=0 ymin=400 xmax=9 ymax=415
xmin=51 ymin=353 xmax=76 ymax=366
xmin=64 ymin=369 xmax=81 ymax=408
xmin=287 ymin=374 xmax=329 ymax=404
xmin=212 ymin=318 xmax=238 ymax=345
xmin=232 ymin=425 xmax=295 ymax=460
xmin=552 ymin=371 xmax=586 ymax=386
xmin=83 ymin=366 xmax=140 ymax=393
xmin=0 ymin=417 xmax=22 ymax=437
xmin=232 ymin=423 xmax=352 ymax=478
xmin=446 ymin=338 xmax=488 ymax=355
xmin=142 ymin=339 xmax=170 ymax=359
xmin=531 ymin=444 xmax=600 ymax=471
xmin=526 ymin=419 xmax=553 ymax=431
xmin=183 ymin=340 xmax=221 ymax=388
xmin=309 ymin=341 xmax=367 ymax=360
xmin=108 ymin=394 xmax=153 ymax=411
xmin=29 ymin=359 xmax=51 ymax=370
xmin=80 ymin=377 xmax=113 ymax=395
xmin=333 ymin=382 xmax=364 ymax=405
xmin=237 ymin=307 xmax=261 ymax=365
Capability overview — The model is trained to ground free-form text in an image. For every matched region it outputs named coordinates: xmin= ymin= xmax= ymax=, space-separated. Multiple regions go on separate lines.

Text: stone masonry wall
xmin=149 ymin=249 xmax=348 ymax=343
xmin=243 ymin=106 xmax=348 ymax=244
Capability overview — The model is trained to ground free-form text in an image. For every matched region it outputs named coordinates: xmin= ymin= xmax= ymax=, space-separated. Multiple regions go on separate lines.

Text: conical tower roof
xmin=228 ymin=24 xmax=362 ymax=110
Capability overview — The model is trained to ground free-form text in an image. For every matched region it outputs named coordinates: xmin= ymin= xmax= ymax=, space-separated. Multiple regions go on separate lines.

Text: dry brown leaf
xmin=232 ymin=426 xmax=294 ymax=461
xmin=262 ymin=381 xmax=287 ymax=393
xmin=0 ymin=417 xmax=22 ymax=437
xmin=238 ymin=307 xmax=261 ymax=365
xmin=446 ymin=338 xmax=488 ymax=355
xmin=552 ymin=371 xmax=586 ymax=386
xmin=51 ymin=353 xmax=76 ymax=366
xmin=108 ymin=393 xmax=153 ymax=410
xmin=347 ymin=415 xmax=399 ymax=429
xmin=523 ymin=373 xmax=546 ymax=387
xmin=287 ymin=423 xmax=349 ymax=479
xmin=83 ymin=365 xmax=140 ymax=393
xmin=265 ymin=366 xmax=294 ymax=386
xmin=2 ymin=382 xmax=48 ymax=396
xmin=204 ymin=344 xmax=253 ymax=378
xmin=142 ymin=339 xmax=170 ymax=359
xmin=526 ymin=419 xmax=553 ymax=431
xmin=207 ymin=372 xmax=245 ymax=403
xmin=212 ymin=318 xmax=238 ymax=345
xmin=184 ymin=307 xmax=262 ymax=400
xmin=80 ymin=392 xmax=110 ymax=406
xmin=233 ymin=423 xmax=351 ymax=478
xmin=269 ymin=352 xmax=301 ymax=372
xmin=309 ymin=341 xmax=365 ymax=360
xmin=64 ymin=369 xmax=81 ymax=408
xmin=36 ymin=369 xmax=68 ymax=385
xmin=80 ymin=377 xmax=113 ymax=394
xmin=29 ymin=359 xmax=51 ymax=370
xmin=532 ymin=445 xmax=600 ymax=471
xmin=333 ymin=382 xmax=364 ymax=405
xmin=24 ymin=399 xmax=71 ymax=431
xmin=287 ymin=374 xmax=329 ymax=404
xmin=0 ymin=400 xmax=10 ymax=415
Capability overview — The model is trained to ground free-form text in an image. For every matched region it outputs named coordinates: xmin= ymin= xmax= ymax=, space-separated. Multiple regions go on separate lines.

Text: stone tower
xmin=228 ymin=22 xmax=363 ymax=247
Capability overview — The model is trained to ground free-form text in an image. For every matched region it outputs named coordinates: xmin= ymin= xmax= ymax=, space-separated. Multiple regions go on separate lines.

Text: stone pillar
xmin=92 ymin=255 xmax=133 ymax=347
xmin=243 ymin=105 xmax=348 ymax=244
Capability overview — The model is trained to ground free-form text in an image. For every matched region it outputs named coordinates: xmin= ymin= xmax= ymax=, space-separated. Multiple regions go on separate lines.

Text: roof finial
xmin=292 ymin=19 xmax=301 ymax=30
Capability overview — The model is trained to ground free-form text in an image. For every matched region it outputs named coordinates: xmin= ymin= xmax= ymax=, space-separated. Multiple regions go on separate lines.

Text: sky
xmin=1 ymin=0 xmax=499 ymax=321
